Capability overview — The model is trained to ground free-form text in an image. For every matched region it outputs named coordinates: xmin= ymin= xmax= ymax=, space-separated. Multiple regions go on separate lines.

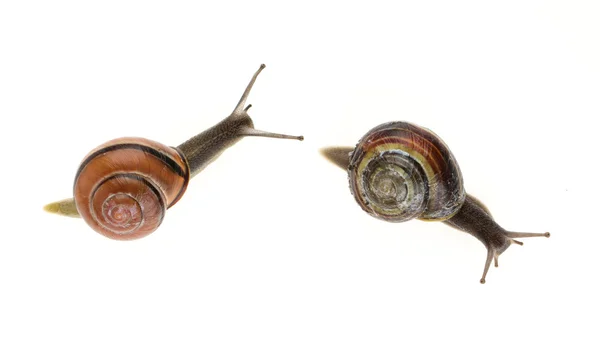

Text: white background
xmin=1 ymin=1 xmax=598 ymax=336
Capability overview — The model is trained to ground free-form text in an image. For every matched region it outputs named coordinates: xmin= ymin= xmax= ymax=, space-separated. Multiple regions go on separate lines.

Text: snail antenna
xmin=231 ymin=64 xmax=303 ymax=141
xmin=240 ymin=127 xmax=304 ymax=141
xmin=506 ymin=231 xmax=551 ymax=238
xmin=480 ymin=249 xmax=495 ymax=284
xmin=233 ymin=64 xmax=266 ymax=115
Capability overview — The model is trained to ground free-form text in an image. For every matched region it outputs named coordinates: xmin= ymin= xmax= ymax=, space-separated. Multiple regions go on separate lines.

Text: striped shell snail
xmin=44 ymin=64 xmax=303 ymax=240
xmin=321 ymin=121 xmax=549 ymax=284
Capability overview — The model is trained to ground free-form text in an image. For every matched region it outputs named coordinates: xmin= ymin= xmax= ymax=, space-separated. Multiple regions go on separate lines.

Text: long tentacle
xmin=232 ymin=64 xmax=265 ymax=115
xmin=506 ymin=231 xmax=550 ymax=238
xmin=480 ymin=248 xmax=495 ymax=284
xmin=240 ymin=127 xmax=304 ymax=140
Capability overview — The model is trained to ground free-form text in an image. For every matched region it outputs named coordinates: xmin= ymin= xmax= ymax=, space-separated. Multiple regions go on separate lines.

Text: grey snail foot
xmin=320 ymin=146 xmax=353 ymax=170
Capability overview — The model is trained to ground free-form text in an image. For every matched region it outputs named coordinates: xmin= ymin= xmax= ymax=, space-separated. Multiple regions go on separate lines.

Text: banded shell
xmin=349 ymin=121 xmax=465 ymax=222
xmin=73 ymin=137 xmax=190 ymax=240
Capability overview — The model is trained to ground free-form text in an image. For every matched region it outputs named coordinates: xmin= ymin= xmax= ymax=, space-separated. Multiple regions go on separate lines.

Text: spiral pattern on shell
xmin=349 ymin=121 xmax=465 ymax=222
xmin=74 ymin=137 xmax=190 ymax=240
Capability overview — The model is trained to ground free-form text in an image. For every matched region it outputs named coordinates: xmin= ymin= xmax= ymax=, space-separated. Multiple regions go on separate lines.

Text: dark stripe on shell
xmin=358 ymin=127 xmax=448 ymax=175
xmin=349 ymin=121 xmax=465 ymax=221
xmin=169 ymin=146 xmax=191 ymax=208
xmin=76 ymin=143 xmax=186 ymax=181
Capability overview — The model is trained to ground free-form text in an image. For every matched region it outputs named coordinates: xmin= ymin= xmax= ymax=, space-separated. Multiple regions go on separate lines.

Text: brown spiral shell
xmin=73 ymin=137 xmax=190 ymax=240
xmin=349 ymin=121 xmax=465 ymax=222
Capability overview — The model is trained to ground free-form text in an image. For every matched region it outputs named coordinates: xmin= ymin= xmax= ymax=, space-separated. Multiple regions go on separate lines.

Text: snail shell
xmin=73 ymin=137 xmax=190 ymax=240
xmin=349 ymin=121 xmax=465 ymax=222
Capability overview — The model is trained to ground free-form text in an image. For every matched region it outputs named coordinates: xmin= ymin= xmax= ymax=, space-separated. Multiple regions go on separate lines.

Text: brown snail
xmin=321 ymin=121 xmax=549 ymax=284
xmin=44 ymin=64 xmax=303 ymax=240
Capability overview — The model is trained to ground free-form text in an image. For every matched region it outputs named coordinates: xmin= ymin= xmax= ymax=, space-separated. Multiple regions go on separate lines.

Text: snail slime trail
xmin=44 ymin=64 xmax=303 ymax=240
xmin=321 ymin=121 xmax=549 ymax=284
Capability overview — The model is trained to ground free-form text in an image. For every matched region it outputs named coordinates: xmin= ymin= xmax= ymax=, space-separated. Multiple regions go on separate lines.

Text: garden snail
xmin=44 ymin=64 xmax=303 ymax=240
xmin=321 ymin=121 xmax=549 ymax=284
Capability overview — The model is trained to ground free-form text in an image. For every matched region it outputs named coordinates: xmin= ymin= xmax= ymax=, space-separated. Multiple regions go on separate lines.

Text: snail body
xmin=321 ymin=121 xmax=549 ymax=284
xmin=45 ymin=64 xmax=303 ymax=240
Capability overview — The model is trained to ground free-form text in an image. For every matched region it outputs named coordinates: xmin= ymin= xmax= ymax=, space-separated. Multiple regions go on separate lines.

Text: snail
xmin=321 ymin=121 xmax=549 ymax=284
xmin=44 ymin=64 xmax=303 ymax=240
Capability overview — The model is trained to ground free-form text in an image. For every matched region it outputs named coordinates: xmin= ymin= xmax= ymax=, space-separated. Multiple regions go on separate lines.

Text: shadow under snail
xmin=321 ymin=121 xmax=550 ymax=284
xmin=44 ymin=64 xmax=303 ymax=240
